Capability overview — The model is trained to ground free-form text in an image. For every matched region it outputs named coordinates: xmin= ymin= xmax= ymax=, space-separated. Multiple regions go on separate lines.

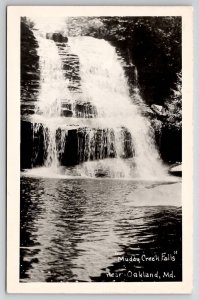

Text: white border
xmin=7 ymin=6 xmax=193 ymax=294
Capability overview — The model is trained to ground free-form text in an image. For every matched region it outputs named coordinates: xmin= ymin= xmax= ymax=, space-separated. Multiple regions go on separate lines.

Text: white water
xmin=30 ymin=23 xmax=166 ymax=179
xmin=69 ymin=36 xmax=165 ymax=178
xmin=32 ymin=31 xmax=71 ymax=169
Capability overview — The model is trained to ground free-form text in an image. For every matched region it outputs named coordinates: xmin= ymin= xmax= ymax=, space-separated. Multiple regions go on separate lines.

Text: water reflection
xmin=20 ymin=177 xmax=182 ymax=282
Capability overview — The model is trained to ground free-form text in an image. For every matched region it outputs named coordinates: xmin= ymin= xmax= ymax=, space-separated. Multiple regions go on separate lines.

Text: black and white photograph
xmin=7 ymin=6 xmax=193 ymax=294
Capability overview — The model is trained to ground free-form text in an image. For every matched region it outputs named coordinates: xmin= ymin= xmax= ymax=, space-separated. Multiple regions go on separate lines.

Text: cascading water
xmin=32 ymin=31 xmax=71 ymax=170
xmin=28 ymin=22 xmax=165 ymax=179
xmin=68 ymin=36 xmax=165 ymax=178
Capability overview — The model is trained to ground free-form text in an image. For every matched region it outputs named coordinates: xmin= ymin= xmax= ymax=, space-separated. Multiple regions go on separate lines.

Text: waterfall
xmin=28 ymin=25 xmax=165 ymax=179
xmin=68 ymin=36 xmax=165 ymax=178
xmin=32 ymin=31 xmax=71 ymax=170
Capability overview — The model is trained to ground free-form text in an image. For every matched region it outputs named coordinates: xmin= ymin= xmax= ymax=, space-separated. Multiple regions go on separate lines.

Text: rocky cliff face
xmin=21 ymin=18 xmax=40 ymax=115
xmin=21 ymin=122 xmax=134 ymax=169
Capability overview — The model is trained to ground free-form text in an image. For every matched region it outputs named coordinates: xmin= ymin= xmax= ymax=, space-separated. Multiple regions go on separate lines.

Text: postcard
xmin=7 ymin=6 xmax=193 ymax=293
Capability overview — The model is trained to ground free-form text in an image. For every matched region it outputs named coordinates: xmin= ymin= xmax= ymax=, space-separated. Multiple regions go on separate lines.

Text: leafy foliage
xmin=164 ymin=72 xmax=182 ymax=129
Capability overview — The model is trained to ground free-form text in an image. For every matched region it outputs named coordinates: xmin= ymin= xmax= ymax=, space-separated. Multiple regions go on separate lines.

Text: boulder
xmin=169 ymin=163 xmax=182 ymax=177
xmin=46 ymin=32 xmax=68 ymax=43
xmin=151 ymin=104 xmax=167 ymax=117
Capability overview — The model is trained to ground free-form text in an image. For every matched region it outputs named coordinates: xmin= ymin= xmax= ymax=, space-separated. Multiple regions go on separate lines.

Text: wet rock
xmin=46 ymin=32 xmax=68 ymax=43
xmin=75 ymin=103 xmax=97 ymax=118
xmin=159 ymin=127 xmax=182 ymax=164
xmin=151 ymin=104 xmax=167 ymax=117
xmin=169 ymin=163 xmax=182 ymax=177
xmin=95 ymin=168 xmax=109 ymax=178
xmin=61 ymin=109 xmax=73 ymax=117
xmin=21 ymin=121 xmax=46 ymax=169
xmin=21 ymin=20 xmax=40 ymax=112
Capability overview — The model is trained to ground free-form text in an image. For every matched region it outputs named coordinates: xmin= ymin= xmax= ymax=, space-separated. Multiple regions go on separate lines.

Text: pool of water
xmin=20 ymin=177 xmax=182 ymax=282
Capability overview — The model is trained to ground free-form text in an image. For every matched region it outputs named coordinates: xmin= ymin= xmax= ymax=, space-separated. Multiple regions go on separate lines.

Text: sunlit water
xmin=20 ymin=177 xmax=182 ymax=282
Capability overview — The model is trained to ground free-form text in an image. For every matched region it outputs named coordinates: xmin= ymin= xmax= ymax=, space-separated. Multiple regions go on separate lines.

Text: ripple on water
xmin=20 ymin=176 xmax=182 ymax=282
